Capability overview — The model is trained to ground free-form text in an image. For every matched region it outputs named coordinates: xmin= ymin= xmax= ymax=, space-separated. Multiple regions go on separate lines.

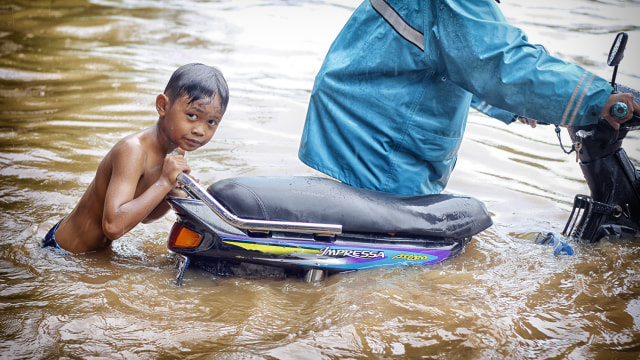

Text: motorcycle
xmin=166 ymin=32 xmax=639 ymax=285
xmin=560 ymin=32 xmax=640 ymax=244
xmin=167 ymin=175 xmax=492 ymax=284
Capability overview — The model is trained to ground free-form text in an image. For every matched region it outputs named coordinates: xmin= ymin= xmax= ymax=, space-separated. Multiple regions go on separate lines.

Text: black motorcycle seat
xmin=208 ymin=176 xmax=492 ymax=238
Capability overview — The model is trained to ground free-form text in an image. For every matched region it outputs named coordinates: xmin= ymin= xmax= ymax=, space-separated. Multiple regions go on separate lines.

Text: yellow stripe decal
xmin=223 ymin=240 xmax=322 ymax=256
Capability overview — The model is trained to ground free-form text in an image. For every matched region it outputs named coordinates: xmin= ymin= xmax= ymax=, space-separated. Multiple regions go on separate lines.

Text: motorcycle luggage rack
xmin=562 ymin=194 xmax=628 ymax=241
xmin=176 ymin=173 xmax=343 ymax=235
xmin=562 ymin=194 xmax=593 ymax=241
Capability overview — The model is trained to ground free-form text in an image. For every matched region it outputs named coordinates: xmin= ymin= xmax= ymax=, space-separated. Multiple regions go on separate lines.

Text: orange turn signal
xmin=168 ymin=223 xmax=203 ymax=249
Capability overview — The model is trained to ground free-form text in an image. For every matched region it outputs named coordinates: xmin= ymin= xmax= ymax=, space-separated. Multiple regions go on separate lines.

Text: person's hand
xmin=517 ymin=116 xmax=538 ymax=128
xmin=167 ymin=186 xmax=189 ymax=198
xmin=601 ymin=93 xmax=640 ymax=130
xmin=163 ymin=151 xmax=190 ymax=186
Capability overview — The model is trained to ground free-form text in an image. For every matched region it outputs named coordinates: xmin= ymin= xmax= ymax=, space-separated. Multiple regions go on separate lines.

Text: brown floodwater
xmin=1 ymin=0 xmax=640 ymax=358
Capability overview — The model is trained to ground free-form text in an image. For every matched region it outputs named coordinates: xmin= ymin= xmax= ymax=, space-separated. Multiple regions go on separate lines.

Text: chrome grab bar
xmin=176 ymin=173 xmax=343 ymax=235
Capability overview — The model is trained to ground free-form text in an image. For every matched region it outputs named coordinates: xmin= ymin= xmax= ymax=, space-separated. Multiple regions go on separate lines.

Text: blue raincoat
xmin=298 ymin=0 xmax=613 ymax=195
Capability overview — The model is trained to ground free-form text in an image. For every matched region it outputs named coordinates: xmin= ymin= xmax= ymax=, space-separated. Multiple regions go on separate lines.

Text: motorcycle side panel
xmin=199 ymin=234 xmax=462 ymax=271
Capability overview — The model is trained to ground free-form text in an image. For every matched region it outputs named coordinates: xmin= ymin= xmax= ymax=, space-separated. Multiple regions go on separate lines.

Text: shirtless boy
xmin=42 ymin=63 xmax=229 ymax=254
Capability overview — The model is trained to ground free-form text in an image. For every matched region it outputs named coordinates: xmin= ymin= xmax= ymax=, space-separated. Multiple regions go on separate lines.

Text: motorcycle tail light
xmin=168 ymin=223 xmax=203 ymax=249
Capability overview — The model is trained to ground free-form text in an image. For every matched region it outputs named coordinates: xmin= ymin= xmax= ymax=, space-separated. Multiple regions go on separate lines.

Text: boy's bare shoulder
xmin=106 ymin=129 xmax=157 ymax=164
xmin=92 ymin=128 xmax=163 ymax=196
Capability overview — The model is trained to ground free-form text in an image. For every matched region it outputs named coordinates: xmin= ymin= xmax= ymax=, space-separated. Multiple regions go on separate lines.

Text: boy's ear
xmin=156 ymin=94 xmax=169 ymax=116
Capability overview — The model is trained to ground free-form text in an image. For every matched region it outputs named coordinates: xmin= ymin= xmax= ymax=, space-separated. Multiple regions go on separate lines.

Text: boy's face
xmin=157 ymin=94 xmax=224 ymax=151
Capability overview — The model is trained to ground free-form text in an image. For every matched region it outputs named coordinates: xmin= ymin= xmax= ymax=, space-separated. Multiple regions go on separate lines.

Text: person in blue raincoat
xmin=298 ymin=0 xmax=639 ymax=195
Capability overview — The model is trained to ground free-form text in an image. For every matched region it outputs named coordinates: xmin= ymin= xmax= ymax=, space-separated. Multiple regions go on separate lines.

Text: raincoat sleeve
xmin=470 ymin=95 xmax=516 ymax=125
xmin=430 ymin=0 xmax=613 ymax=127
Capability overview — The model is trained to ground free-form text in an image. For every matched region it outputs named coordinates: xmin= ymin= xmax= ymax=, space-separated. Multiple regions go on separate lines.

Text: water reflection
xmin=1 ymin=0 xmax=640 ymax=358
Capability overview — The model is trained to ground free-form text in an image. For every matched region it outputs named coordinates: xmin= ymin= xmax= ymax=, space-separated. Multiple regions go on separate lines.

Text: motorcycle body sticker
xmin=220 ymin=236 xmax=452 ymax=270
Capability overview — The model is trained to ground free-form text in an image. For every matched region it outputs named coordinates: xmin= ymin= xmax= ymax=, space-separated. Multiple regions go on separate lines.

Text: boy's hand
xmin=168 ymin=187 xmax=189 ymax=198
xmin=167 ymin=173 xmax=199 ymax=198
xmin=163 ymin=151 xmax=191 ymax=186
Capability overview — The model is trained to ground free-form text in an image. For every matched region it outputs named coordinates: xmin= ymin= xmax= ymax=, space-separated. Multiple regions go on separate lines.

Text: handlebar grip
xmin=611 ymin=102 xmax=628 ymax=118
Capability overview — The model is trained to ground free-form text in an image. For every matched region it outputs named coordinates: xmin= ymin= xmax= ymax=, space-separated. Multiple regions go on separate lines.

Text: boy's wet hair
xmin=164 ymin=63 xmax=229 ymax=113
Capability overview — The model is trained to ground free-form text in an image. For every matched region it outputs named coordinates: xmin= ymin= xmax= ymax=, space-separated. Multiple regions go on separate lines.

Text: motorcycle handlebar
xmin=611 ymin=102 xmax=628 ymax=118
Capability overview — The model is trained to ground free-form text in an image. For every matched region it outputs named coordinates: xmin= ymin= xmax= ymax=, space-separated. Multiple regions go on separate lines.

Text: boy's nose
xmin=191 ymin=124 xmax=205 ymax=136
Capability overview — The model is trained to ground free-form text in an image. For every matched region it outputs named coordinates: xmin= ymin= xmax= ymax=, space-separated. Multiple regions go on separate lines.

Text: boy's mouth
xmin=183 ymin=138 xmax=203 ymax=148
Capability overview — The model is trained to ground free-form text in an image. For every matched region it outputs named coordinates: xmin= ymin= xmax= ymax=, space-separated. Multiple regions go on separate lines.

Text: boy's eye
xmin=208 ymin=119 xmax=219 ymax=126
xmin=187 ymin=113 xmax=197 ymax=120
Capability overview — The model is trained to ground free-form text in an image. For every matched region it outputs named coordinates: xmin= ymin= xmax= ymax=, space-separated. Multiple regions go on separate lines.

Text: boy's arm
xmin=102 ymin=143 xmax=188 ymax=240
xmin=141 ymin=186 xmax=187 ymax=223
xmin=142 ymin=150 xmax=192 ymax=223
xmin=142 ymin=200 xmax=171 ymax=224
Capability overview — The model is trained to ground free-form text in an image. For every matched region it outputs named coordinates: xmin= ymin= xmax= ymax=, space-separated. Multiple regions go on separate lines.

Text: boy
xmin=42 ymin=63 xmax=229 ymax=254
